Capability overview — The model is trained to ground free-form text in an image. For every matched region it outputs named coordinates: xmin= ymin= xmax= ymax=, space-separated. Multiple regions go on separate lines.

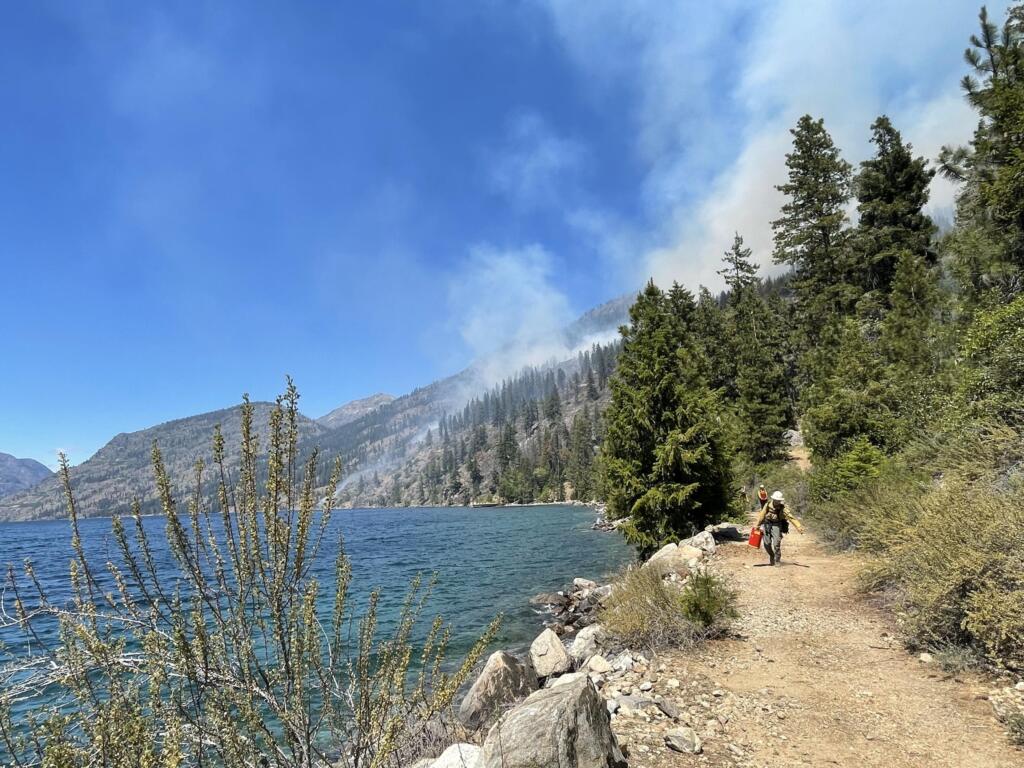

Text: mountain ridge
xmin=0 ymin=453 xmax=53 ymax=499
xmin=0 ymin=294 xmax=633 ymax=521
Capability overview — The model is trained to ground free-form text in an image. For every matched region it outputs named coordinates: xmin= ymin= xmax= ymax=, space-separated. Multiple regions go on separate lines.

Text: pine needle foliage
xmin=601 ymin=282 xmax=733 ymax=557
xmin=0 ymin=381 xmax=499 ymax=768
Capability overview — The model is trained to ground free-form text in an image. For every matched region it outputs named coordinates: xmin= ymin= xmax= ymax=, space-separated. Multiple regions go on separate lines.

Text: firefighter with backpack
xmin=754 ymin=490 xmax=804 ymax=566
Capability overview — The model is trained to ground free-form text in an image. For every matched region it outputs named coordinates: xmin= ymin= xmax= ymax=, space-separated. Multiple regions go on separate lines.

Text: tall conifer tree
xmin=601 ymin=282 xmax=732 ymax=555
xmin=772 ymin=115 xmax=854 ymax=344
xmin=853 ymin=116 xmax=935 ymax=300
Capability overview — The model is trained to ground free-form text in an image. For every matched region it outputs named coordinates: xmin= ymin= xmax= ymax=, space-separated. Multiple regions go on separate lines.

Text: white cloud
xmin=486 ymin=112 xmax=586 ymax=209
xmin=536 ymin=0 xmax=1008 ymax=291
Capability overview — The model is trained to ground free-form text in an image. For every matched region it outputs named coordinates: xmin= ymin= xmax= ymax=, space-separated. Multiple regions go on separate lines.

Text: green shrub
xmin=600 ymin=565 xmax=736 ymax=650
xmin=1006 ymin=712 xmax=1024 ymax=747
xmin=959 ymin=295 xmax=1024 ymax=417
xmin=810 ymin=436 xmax=886 ymax=502
xmin=679 ymin=571 xmax=739 ymax=630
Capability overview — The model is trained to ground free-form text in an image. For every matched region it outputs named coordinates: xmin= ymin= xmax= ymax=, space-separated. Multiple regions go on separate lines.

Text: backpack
xmin=764 ymin=502 xmax=790 ymax=532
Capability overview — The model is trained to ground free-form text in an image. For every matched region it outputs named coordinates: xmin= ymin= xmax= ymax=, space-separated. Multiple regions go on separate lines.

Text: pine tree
xmin=543 ymin=386 xmax=562 ymax=422
xmin=691 ymin=287 xmax=733 ymax=394
xmin=852 ymin=116 xmax=935 ymax=300
xmin=585 ymin=367 xmax=599 ymax=401
xmin=496 ymin=422 xmax=518 ymax=472
xmin=772 ymin=115 xmax=854 ymax=344
xmin=718 ymin=233 xmax=759 ymax=299
xmin=566 ymin=410 xmax=594 ymax=501
xmin=724 ymin=251 xmax=792 ymax=464
xmin=466 ymin=454 xmax=483 ymax=497
xmin=601 ymin=282 xmax=733 ymax=556
xmin=939 ymin=5 xmax=1024 ymax=293
xmin=880 ymin=251 xmax=941 ymax=372
xmin=801 ymin=319 xmax=897 ymax=459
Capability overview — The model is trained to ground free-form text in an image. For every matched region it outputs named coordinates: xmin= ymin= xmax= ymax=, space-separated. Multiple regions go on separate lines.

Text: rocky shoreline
xmin=409 ymin=521 xmax=749 ymax=768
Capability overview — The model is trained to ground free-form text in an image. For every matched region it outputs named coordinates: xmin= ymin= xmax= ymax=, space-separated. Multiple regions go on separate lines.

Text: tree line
xmin=601 ymin=4 xmax=1024 ymax=555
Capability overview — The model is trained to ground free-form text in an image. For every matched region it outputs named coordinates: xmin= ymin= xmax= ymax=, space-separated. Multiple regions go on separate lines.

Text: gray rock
xmin=585 ymin=654 xmax=612 ymax=674
xmin=644 ymin=542 xmax=702 ymax=577
xmin=616 ymin=695 xmax=657 ymax=711
xmin=665 ymin=727 xmax=703 ymax=754
xmin=593 ymin=584 xmax=613 ymax=602
xmin=655 ymin=697 xmax=680 ymax=720
xmin=611 ymin=652 xmax=635 ymax=673
xmin=573 ymin=577 xmax=598 ymax=590
xmin=680 ymin=530 xmax=717 ymax=555
xmin=570 ymin=623 xmax=605 ymax=664
xmin=458 ymin=650 xmax=538 ymax=731
xmin=549 ymin=671 xmax=588 ymax=689
xmin=530 ymin=628 xmax=573 ymax=678
xmin=431 ymin=743 xmax=481 ymax=768
xmin=529 ymin=592 xmax=568 ymax=607
xmin=644 ymin=542 xmax=678 ymax=568
xmin=480 ymin=676 xmax=626 ymax=768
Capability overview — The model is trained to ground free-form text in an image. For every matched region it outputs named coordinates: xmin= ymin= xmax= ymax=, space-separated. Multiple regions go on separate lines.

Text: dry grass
xmin=599 ymin=565 xmax=736 ymax=651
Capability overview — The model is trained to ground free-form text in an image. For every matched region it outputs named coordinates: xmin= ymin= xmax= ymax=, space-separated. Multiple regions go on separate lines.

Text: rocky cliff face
xmin=0 ymin=453 xmax=53 ymax=499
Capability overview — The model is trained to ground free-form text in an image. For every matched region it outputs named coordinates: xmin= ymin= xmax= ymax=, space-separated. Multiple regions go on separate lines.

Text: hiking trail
xmin=610 ymin=532 xmax=1021 ymax=767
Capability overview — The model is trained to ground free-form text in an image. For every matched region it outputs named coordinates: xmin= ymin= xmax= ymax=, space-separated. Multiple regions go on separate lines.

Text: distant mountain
xmin=564 ymin=293 xmax=633 ymax=347
xmin=317 ymin=393 xmax=396 ymax=430
xmin=0 ymin=404 xmax=325 ymax=521
xmin=0 ymin=294 xmax=634 ymax=521
xmin=0 ymin=453 xmax=53 ymax=498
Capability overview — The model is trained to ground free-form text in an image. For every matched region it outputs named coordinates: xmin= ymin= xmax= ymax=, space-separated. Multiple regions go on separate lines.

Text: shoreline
xmin=0 ymin=500 xmax=608 ymax=525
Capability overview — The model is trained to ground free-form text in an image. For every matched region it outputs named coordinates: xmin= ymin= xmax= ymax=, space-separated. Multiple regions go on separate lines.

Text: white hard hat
xmin=771 ymin=491 xmax=784 ymax=502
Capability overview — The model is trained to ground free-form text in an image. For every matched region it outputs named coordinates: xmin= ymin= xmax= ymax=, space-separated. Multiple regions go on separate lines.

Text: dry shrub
xmin=811 ymin=422 xmax=1024 ymax=671
xmin=599 ymin=566 xmax=736 ymax=651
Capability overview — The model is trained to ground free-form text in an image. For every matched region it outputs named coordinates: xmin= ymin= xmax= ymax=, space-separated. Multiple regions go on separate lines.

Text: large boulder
xmin=480 ymin=675 xmax=626 ymax=768
xmin=643 ymin=542 xmax=703 ymax=577
xmin=705 ymin=522 xmax=748 ymax=542
xmin=458 ymin=651 xmax=538 ymax=731
xmin=529 ymin=628 xmax=572 ymax=678
xmin=548 ymin=670 xmax=588 ymax=689
xmin=680 ymin=530 xmax=717 ymax=555
xmin=431 ymin=743 xmax=482 ymax=768
xmin=569 ymin=623 xmax=605 ymax=664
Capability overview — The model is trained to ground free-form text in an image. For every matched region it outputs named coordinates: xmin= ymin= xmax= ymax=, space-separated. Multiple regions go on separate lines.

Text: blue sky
xmin=0 ymin=1 xmax=1005 ymax=466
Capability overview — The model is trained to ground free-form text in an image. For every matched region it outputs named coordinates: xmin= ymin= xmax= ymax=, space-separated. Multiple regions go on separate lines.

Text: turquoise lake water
xmin=0 ymin=505 xmax=635 ymax=669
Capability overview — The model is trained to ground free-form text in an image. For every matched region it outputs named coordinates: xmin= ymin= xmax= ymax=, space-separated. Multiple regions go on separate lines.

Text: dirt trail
xmin=616 ymin=533 xmax=1021 ymax=767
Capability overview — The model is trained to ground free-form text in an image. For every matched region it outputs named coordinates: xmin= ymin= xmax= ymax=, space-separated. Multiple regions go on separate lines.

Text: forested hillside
xmin=336 ymin=342 xmax=621 ymax=507
xmin=0 ymin=297 xmax=631 ymax=520
xmin=600 ymin=4 xmax=1024 ymax=672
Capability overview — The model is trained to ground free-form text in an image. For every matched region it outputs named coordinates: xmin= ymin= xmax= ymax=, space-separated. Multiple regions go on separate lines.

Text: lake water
xmin=0 ymin=504 xmax=635 ymax=668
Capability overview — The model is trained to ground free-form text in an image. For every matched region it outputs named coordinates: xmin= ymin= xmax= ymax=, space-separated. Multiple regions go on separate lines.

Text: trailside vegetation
xmin=600 ymin=3 xmax=1024 ymax=674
